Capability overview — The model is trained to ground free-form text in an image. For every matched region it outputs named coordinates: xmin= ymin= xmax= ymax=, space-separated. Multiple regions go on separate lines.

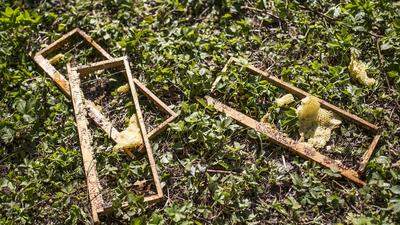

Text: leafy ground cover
xmin=1 ymin=0 xmax=399 ymax=224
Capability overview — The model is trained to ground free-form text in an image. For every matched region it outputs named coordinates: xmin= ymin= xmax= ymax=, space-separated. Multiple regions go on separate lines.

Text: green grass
xmin=1 ymin=0 xmax=399 ymax=224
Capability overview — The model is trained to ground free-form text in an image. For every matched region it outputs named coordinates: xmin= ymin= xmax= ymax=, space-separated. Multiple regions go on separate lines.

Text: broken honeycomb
xmin=348 ymin=52 xmax=376 ymax=86
xmin=297 ymin=96 xmax=341 ymax=148
xmin=116 ymin=84 xmax=130 ymax=94
xmin=275 ymin=94 xmax=295 ymax=107
xmin=113 ymin=114 xmax=143 ymax=153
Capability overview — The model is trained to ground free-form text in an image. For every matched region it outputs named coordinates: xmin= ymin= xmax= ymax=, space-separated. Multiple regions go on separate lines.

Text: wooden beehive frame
xmin=68 ymin=57 xmax=164 ymax=223
xmin=33 ymin=28 xmax=178 ymax=152
xmin=208 ymin=57 xmax=381 ymax=185
xmin=34 ymin=29 xmax=178 ymax=223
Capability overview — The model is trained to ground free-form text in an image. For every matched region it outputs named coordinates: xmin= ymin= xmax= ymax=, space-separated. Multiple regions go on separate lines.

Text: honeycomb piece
xmin=275 ymin=94 xmax=295 ymax=107
xmin=113 ymin=114 xmax=143 ymax=153
xmin=297 ymin=96 xmax=320 ymax=121
xmin=307 ymin=126 xmax=332 ymax=149
xmin=297 ymin=96 xmax=341 ymax=148
xmin=116 ymin=84 xmax=130 ymax=94
xmin=348 ymin=53 xmax=376 ymax=86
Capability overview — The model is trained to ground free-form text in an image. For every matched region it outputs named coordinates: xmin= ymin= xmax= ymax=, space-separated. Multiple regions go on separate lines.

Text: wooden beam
xmin=136 ymin=113 xmax=179 ymax=153
xmin=75 ymin=57 xmax=126 ymax=75
xmin=36 ymin=28 xmax=80 ymax=56
xmin=205 ymin=96 xmax=366 ymax=186
xmin=67 ymin=64 xmax=104 ymax=224
xmin=85 ymin=100 xmax=120 ymax=142
xmin=34 ymin=54 xmax=70 ymax=94
xmin=133 ymin=78 xmax=177 ymax=116
xmin=124 ymin=58 xmax=164 ymax=198
xmin=358 ymin=134 xmax=381 ymax=172
xmin=76 ymin=28 xmax=113 ymax=59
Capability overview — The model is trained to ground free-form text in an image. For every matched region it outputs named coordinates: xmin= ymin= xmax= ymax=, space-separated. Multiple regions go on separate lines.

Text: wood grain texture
xmin=75 ymin=57 xmax=125 ymax=75
xmin=67 ymin=64 xmax=104 ymax=224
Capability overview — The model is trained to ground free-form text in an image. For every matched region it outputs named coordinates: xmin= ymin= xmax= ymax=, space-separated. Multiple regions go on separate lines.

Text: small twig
xmin=346 ymin=199 xmax=360 ymax=214
xmin=163 ymin=188 xmax=171 ymax=208
xmin=241 ymin=6 xmax=281 ymax=21
xmin=333 ymin=180 xmax=347 ymax=192
xmin=206 ymin=169 xmax=237 ymax=174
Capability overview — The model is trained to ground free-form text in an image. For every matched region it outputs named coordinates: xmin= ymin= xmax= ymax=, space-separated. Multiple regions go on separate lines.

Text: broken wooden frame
xmin=68 ymin=57 xmax=164 ymax=223
xmin=208 ymin=57 xmax=381 ymax=184
xmin=33 ymin=28 xmax=178 ymax=155
xmin=206 ymin=96 xmax=365 ymax=186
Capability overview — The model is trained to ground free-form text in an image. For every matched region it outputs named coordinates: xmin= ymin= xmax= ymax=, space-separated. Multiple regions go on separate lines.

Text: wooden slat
xmin=85 ymin=100 xmax=120 ymax=142
xmin=37 ymin=28 xmax=79 ymax=56
xmin=147 ymin=114 xmax=178 ymax=139
xmin=76 ymin=57 xmax=125 ymax=75
xmin=225 ymin=57 xmax=379 ymax=132
xmin=76 ymin=28 xmax=113 ymax=59
xmin=124 ymin=58 xmax=164 ymax=198
xmin=205 ymin=96 xmax=366 ymax=186
xmin=133 ymin=78 xmax=177 ymax=116
xmin=67 ymin=64 xmax=104 ymax=224
xmin=137 ymin=114 xmax=179 ymax=153
xmin=358 ymin=134 xmax=381 ymax=172
xmin=34 ymin=54 xmax=70 ymax=94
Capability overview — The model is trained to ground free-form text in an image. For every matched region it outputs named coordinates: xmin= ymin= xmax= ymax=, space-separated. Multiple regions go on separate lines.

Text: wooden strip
xmin=147 ymin=114 xmax=178 ymax=139
xmin=37 ymin=28 xmax=79 ymax=56
xmin=137 ymin=114 xmax=179 ymax=153
xmin=358 ymin=134 xmax=381 ymax=172
xmin=67 ymin=64 xmax=104 ymax=224
xmin=124 ymin=58 xmax=164 ymax=197
xmin=210 ymin=57 xmax=234 ymax=92
xmin=205 ymin=96 xmax=365 ymax=186
xmin=75 ymin=57 xmax=125 ymax=75
xmin=34 ymin=54 xmax=70 ymax=95
xmin=227 ymin=57 xmax=379 ymax=132
xmin=76 ymin=28 xmax=113 ymax=60
xmin=133 ymin=78 xmax=177 ymax=116
xmin=85 ymin=100 xmax=120 ymax=142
